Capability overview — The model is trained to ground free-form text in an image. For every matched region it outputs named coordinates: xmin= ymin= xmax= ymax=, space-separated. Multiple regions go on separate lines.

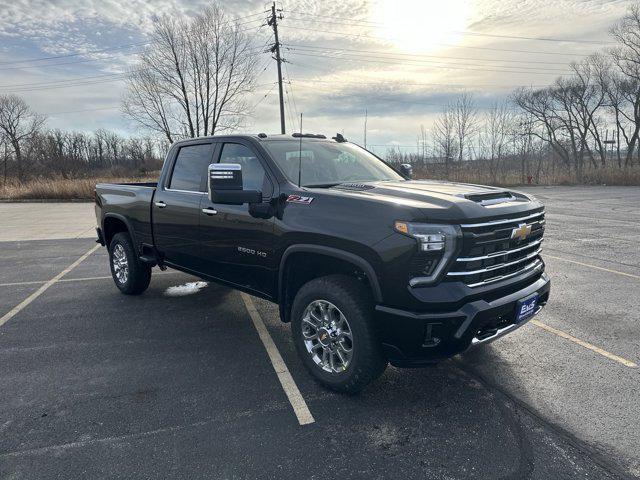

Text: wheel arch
xmin=103 ymin=213 xmax=137 ymax=249
xmin=278 ymin=244 xmax=383 ymax=323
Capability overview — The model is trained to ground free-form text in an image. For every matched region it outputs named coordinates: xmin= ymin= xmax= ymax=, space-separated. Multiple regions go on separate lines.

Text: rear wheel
xmin=109 ymin=232 xmax=151 ymax=295
xmin=291 ymin=275 xmax=387 ymax=394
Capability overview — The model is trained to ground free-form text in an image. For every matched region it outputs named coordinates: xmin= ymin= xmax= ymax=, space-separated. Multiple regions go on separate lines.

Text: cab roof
xmin=173 ymin=133 xmax=345 ymax=145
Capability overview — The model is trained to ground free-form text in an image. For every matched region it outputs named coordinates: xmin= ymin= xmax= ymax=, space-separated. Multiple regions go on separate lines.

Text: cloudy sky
xmin=0 ymin=0 xmax=631 ymax=154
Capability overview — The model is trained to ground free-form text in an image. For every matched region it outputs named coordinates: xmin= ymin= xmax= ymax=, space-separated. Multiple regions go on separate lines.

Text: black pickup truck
xmin=95 ymin=133 xmax=550 ymax=393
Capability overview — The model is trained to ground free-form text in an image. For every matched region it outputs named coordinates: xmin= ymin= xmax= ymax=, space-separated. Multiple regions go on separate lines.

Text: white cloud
xmin=0 ymin=0 xmax=633 ymax=145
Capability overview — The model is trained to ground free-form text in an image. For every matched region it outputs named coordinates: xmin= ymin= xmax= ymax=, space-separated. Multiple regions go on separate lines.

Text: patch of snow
xmin=164 ymin=281 xmax=209 ymax=297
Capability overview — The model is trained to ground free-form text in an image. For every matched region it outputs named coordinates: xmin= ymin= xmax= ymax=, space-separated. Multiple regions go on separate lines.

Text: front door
xmin=199 ymin=141 xmax=277 ymax=296
xmin=153 ymin=142 xmax=214 ymax=273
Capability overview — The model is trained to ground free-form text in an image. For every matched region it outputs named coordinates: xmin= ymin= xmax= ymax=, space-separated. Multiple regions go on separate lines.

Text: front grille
xmin=446 ymin=210 xmax=545 ymax=287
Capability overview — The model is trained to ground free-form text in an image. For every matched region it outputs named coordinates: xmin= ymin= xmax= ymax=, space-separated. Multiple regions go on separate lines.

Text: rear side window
xmin=169 ymin=143 xmax=213 ymax=192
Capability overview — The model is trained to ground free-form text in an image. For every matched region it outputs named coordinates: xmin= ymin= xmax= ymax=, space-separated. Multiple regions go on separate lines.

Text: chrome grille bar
xmin=447 ymin=248 xmax=542 ymax=277
xmin=460 ymin=210 xmax=545 ymax=228
xmin=456 ymin=238 xmax=543 ymax=262
xmin=466 ymin=259 xmax=544 ymax=288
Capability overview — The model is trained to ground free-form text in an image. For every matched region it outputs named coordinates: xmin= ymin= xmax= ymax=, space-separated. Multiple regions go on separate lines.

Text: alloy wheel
xmin=301 ymin=300 xmax=353 ymax=373
xmin=112 ymin=244 xmax=129 ymax=284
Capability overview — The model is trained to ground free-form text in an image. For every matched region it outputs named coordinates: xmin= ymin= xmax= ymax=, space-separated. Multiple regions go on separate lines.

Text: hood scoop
xmin=462 ymin=191 xmax=524 ymax=207
xmin=335 ymin=183 xmax=376 ymax=191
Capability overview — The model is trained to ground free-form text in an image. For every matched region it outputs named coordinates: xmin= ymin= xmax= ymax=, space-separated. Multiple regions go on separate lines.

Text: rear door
xmin=153 ymin=141 xmax=214 ymax=273
xmin=199 ymin=141 xmax=278 ymax=296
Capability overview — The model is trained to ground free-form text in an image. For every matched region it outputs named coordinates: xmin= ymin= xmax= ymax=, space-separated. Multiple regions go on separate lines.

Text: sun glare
xmin=370 ymin=0 xmax=471 ymax=54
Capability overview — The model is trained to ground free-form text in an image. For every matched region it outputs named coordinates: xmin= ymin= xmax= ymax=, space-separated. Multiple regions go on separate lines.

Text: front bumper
xmin=374 ymin=273 xmax=550 ymax=367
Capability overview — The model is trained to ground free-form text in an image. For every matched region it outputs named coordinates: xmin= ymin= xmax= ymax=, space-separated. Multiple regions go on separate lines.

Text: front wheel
xmin=109 ymin=232 xmax=151 ymax=295
xmin=291 ymin=275 xmax=387 ymax=394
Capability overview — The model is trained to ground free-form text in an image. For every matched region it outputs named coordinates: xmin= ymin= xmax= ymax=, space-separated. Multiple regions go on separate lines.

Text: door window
xmin=219 ymin=143 xmax=272 ymax=196
xmin=169 ymin=143 xmax=214 ymax=192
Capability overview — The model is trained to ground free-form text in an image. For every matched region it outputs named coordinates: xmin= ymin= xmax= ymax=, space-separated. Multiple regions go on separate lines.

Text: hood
xmin=316 ymin=180 xmax=541 ymax=222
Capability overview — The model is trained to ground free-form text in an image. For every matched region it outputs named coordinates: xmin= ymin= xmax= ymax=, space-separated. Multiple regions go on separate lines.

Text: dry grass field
xmin=0 ymin=175 xmax=158 ymax=201
xmin=413 ymin=163 xmax=640 ymax=187
xmin=1 ymin=163 xmax=639 ymax=201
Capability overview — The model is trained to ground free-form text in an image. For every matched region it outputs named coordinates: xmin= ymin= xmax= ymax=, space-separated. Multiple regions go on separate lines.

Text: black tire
xmin=291 ymin=275 xmax=387 ymax=394
xmin=108 ymin=232 xmax=151 ymax=295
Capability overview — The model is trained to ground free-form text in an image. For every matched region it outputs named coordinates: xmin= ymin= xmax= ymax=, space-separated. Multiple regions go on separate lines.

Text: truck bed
xmin=95 ymin=182 xmax=157 ymax=249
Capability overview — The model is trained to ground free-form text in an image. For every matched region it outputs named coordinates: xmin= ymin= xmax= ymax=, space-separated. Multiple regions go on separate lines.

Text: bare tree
xmin=432 ymin=105 xmax=458 ymax=178
xmin=610 ymin=3 xmax=640 ymax=166
xmin=0 ymin=95 xmax=45 ymax=181
xmin=123 ymin=3 xmax=257 ymax=143
xmin=479 ymin=101 xmax=513 ymax=183
xmin=513 ymin=58 xmax=606 ymax=183
xmin=451 ymin=93 xmax=478 ymax=163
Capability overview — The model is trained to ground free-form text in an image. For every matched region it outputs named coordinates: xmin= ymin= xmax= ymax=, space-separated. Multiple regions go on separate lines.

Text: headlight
xmin=394 ymin=221 xmax=461 ymax=286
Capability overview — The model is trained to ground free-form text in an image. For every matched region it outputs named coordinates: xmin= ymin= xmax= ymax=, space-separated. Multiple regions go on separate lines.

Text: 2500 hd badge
xmin=237 ymin=246 xmax=267 ymax=258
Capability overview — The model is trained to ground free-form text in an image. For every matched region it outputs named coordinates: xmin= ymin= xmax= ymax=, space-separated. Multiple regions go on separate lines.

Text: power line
xmin=44 ymin=106 xmax=121 ymax=115
xmin=286 ymin=50 xmax=570 ymax=76
xmin=286 ymin=43 xmax=573 ymax=66
xmin=0 ymin=55 xmax=135 ymax=72
xmin=289 ymin=77 xmax=551 ymax=89
xmin=3 ymin=77 xmax=127 ymax=93
xmin=0 ymin=42 xmax=150 ymax=66
xmin=1 ymin=46 xmax=270 ymax=92
xmin=283 ymin=10 xmax=613 ymax=45
xmin=0 ymin=71 xmax=128 ymax=89
xmin=285 ymin=46 xmax=569 ymax=73
xmin=284 ymin=57 xmax=547 ymax=88
xmin=0 ymin=11 xmax=270 ymax=67
xmin=283 ymin=61 xmax=299 ymax=120
xmin=280 ymin=24 xmax=591 ymax=57
xmin=250 ymin=83 xmax=279 ymax=110
xmin=0 ymin=23 xmax=266 ymax=72
xmin=288 ymin=81 xmax=524 ymax=111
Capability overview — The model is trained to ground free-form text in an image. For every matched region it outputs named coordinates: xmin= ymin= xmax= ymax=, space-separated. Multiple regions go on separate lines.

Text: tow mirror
xmin=400 ymin=163 xmax=413 ymax=179
xmin=208 ymin=163 xmax=261 ymax=204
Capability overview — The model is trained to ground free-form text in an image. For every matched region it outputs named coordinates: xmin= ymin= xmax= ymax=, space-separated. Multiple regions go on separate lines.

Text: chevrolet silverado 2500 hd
xmin=95 ymin=133 xmax=550 ymax=393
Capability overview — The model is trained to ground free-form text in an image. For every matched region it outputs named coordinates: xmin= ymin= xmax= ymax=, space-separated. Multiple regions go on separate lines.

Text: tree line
xmin=0 ymin=95 xmax=165 ymax=183
xmin=387 ymin=4 xmax=640 ymax=184
xmin=4 ymin=3 xmax=640 ymax=186
xmin=0 ymin=3 xmax=256 ymax=185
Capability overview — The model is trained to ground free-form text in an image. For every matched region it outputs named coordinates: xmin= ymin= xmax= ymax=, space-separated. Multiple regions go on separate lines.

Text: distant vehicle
xmin=94 ymin=133 xmax=550 ymax=393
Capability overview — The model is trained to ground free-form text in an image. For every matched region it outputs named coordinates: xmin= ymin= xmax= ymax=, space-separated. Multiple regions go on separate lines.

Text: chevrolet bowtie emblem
xmin=511 ymin=223 xmax=532 ymax=241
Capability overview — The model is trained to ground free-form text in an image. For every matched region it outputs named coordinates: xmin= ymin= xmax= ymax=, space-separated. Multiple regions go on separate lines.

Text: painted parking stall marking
xmin=531 ymin=320 xmax=637 ymax=368
xmin=240 ymin=292 xmax=315 ymax=426
xmin=546 ymin=254 xmax=640 ymax=280
xmin=0 ymin=244 xmax=100 ymax=328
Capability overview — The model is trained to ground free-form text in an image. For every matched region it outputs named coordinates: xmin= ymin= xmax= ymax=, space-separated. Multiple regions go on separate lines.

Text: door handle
xmin=202 ymin=208 xmax=218 ymax=216
xmin=155 ymin=201 xmax=167 ymax=208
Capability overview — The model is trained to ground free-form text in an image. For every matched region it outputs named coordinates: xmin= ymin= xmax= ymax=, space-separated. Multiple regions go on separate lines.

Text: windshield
xmin=262 ymin=140 xmax=403 ymax=187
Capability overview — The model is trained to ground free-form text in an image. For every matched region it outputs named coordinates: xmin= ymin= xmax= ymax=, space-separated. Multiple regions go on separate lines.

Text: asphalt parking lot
xmin=0 ymin=186 xmax=638 ymax=479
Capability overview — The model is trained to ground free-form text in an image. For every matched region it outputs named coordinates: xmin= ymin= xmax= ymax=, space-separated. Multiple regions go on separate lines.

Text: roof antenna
xmin=297 ymin=113 xmax=303 ymax=187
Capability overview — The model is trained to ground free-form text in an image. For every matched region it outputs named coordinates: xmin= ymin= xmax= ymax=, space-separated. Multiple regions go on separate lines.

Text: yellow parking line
xmin=0 ymin=280 xmax=44 ymax=287
xmin=545 ymin=255 xmax=640 ymax=280
xmin=0 ymin=271 xmax=179 ymax=288
xmin=531 ymin=320 xmax=637 ymax=368
xmin=240 ymin=292 xmax=315 ymax=426
xmin=0 ymin=245 xmax=100 ymax=328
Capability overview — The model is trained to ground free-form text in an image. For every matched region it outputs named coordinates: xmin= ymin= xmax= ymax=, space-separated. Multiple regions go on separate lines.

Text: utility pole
xmin=364 ymin=109 xmax=367 ymax=149
xmin=3 ymin=142 xmax=7 ymax=187
xmin=268 ymin=2 xmax=286 ymax=134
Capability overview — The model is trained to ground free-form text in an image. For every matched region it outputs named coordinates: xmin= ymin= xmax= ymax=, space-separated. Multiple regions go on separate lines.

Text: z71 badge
xmin=286 ymin=194 xmax=314 ymax=205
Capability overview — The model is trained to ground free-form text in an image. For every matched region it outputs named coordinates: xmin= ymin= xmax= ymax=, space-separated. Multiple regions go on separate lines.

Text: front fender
xmin=278 ymin=244 xmax=383 ymax=303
